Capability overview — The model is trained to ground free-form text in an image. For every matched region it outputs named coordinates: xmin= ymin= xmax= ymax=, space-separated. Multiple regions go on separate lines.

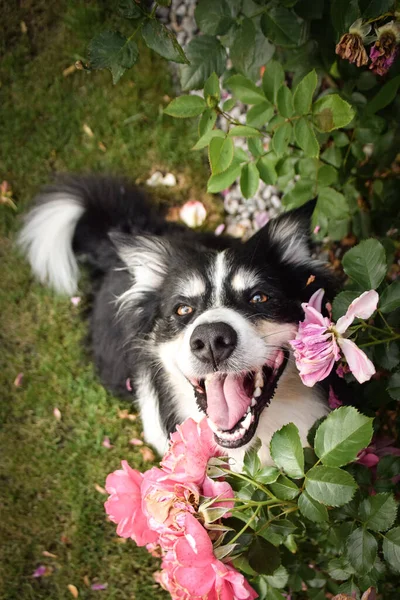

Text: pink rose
xmin=104 ymin=461 xmax=158 ymax=546
xmin=161 ymin=418 xmax=222 ymax=485
xmin=202 ymin=476 xmax=234 ymax=511
xmin=290 ymin=289 xmax=378 ymax=386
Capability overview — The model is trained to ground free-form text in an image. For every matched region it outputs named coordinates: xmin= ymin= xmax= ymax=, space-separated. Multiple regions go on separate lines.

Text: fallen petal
xmin=67 ymin=584 xmax=79 ymax=598
xmin=94 ymin=483 xmax=107 ymax=495
xmin=214 ymin=223 xmax=225 ymax=236
xmin=102 ymin=436 xmax=113 ymax=449
xmin=91 ymin=583 xmax=108 ymax=591
xmin=70 ymin=296 xmax=81 ymax=307
xmin=53 ymin=408 xmax=62 ymax=421
xmin=42 ymin=551 xmax=57 ymax=558
xmin=33 ymin=565 xmax=47 ymax=578
xmin=139 ymin=446 xmax=155 ymax=462
xmin=14 ymin=372 xmax=24 ymax=387
xmin=82 ymin=124 xmax=94 ymax=138
xmin=162 ymin=173 xmax=176 ymax=187
xmin=129 ymin=438 xmax=144 ymax=446
xmin=179 ymin=200 xmax=207 ymax=228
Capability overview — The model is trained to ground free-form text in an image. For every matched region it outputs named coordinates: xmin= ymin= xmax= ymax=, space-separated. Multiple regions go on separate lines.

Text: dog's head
xmin=112 ymin=201 xmax=336 ymax=449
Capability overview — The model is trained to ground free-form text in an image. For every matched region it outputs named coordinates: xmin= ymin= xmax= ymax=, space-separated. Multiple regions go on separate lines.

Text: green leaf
xmin=164 ymin=95 xmax=206 ymax=118
xmin=223 ymin=98 xmax=235 ymax=112
xmin=312 ymin=95 xmax=355 ymax=132
xmin=257 ymin=466 xmax=280 ymax=485
xmin=141 ymin=20 xmax=188 ymax=64
xmin=88 ymin=31 xmax=139 ymax=84
xmin=248 ymin=137 xmax=264 ymax=158
xmin=204 ymin=72 xmax=220 ymax=102
xmin=327 ymin=557 xmax=355 ymax=581
xmin=282 ymin=179 xmax=315 ymax=210
xmin=243 ymin=438 xmax=262 ymax=477
xmin=305 ymin=466 xmax=357 ymax=507
xmin=228 ymin=125 xmax=262 ymax=138
xmin=209 ymin=136 xmax=234 ymax=175
xmin=321 ymin=145 xmax=342 ymax=168
xmin=317 ymin=164 xmax=338 ymax=187
xmin=375 ymin=342 xmax=400 ymax=372
xmin=317 ymin=186 xmax=349 ymax=219
xmin=277 ymin=85 xmax=294 ymax=118
xmin=293 ymin=70 xmax=317 ymax=116
xmin=360 ymin=493 xmax=398 ymax=532
xmin=118 ymin=0 xmax=142 ymax=19
xmin=314 ymin=407 xmax=373 ymax=468
xmin=240 ymin=163 xmax=260 ymax=199
xmin=330 ymin=0 xmax=360 ymax=35
xmin=270 ymin=423 xmax=304 ymax=478
xmin=247 ymin=102 xmax=274 ymax=128
xmin=380 ymin=281 xmax=400 ymax=314
xmin=257 ymin=154 xmax=278 ymax=185
xmin=226 ymin=74 xmax=266 ymax=105
xmin=194 ymin=0 xmax=234 ymax=35
xmin=294 ymin=118 xmax=319 ymax=158
xmin=264 ymin=565 xmax=289 ymax=589
xmin=332 ymin=291 xmax=360 ymax=321
xmin=230 ymin=17 xmax=275 ymax=80
xmin=346 ymin=527 xmax=377 ymax=575
xmin=248 ymin=537 xmax=281 ymax=575
xmin=180 ymin=36 xmax=226 ymax=90
xmin=272 ymin=122 xmax=292 ymax=156
xmin=193 ymin=128 xmax=224 ymax=150
xmin=198 ymin=108 xmax=217 ymax=137
xmin=359 ymin=0 xmax=393 ymax=19
xmin=262 ymin=60 xmax=285 ymax=104
xmin=342 ymin=239 xmax=387 ymax=290
xmin=383 ymin=527 xmax=400 ymax=573
xmin=260 ymin=6 xmax=304 ymax=47
xmin=207 ymin=162 xmax=241 ymax=193
xmin=365 ymin=75 xmax=400 ymax=115
xmin=298 ymin=491 xmax=329 ymax=523
xmin=269 ymin=475 xmax=300 ymax=500
xmin=387 ymin=372 xmax=400 ymax=401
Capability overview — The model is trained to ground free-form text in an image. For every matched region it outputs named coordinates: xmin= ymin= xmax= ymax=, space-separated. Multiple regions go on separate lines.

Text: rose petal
xmin=338 ymin=338 xmax=376 ymax=384
xmin=67 ymin=584 xmax=79 ymax=598
xmin=33 ymin=566 xmax=47 ymax=578
xmin=53 ymin=407 xmax=62 ymax=421
xmin=91 ymin=583 xmax=108 ymax=591
xmin=129 ymin=438 xmax=143 ymax=446
xmin=70 ymin=296 xmax=81 ymax=307
xmin=336 ymin=290 xmax=379 ymax=334
xmin=102 ymin=436 xmax=113 ymax=449
xmin=14 ymin=372 xmax=24 ymax=387
xmin=139 ymin=447 xmax=155 ymax=462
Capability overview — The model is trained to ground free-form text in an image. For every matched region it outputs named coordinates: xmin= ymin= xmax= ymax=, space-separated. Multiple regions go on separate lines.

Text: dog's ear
xmin=245 ymin=199 xmax=317 ymax=266
xmin=110 ymin=232 xmax=171 ymax=293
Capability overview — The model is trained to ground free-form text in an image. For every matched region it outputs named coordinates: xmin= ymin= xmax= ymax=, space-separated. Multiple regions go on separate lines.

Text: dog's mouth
xmin=190 ymin=349 xmax=289 ymax=449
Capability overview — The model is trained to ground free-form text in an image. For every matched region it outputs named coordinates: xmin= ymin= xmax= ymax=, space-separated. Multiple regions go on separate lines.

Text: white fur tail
xmin=18 ymin=192 xmax=85 ymax=295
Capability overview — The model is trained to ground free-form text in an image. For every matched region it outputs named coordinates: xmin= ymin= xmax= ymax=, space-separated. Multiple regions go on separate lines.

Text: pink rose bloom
xmin=180 ymin=201 xmax=207 ymax=228
xmin=290 ymin=289 xmax=378 ymax=387
xmin=202 ymin=476 xmax=234 ymax=511
xmin=163 ymin=514 xmax=258 ymax=600
xmin=161 ymin=418 xmax=222 ymax=485
xmin=104 ymin=460 xmax=158 ymax=546
xmin=141 ymin=467 xmax=200 ymax=545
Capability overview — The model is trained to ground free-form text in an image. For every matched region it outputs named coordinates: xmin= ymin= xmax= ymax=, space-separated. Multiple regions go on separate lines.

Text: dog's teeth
xmin=242 ymin=411 xmax=252 ymax=430
xmin=254 ymin=386 xmax=262 ymax=398
xmin=254 ymin=371 xmax=264 ymax=388
xmin=251 ymin=398 xmax=257 ymax=407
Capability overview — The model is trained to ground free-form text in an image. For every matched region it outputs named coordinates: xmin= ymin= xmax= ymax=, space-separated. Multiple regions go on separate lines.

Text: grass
xmin=0 ymin=2 xmax=212 ymax=598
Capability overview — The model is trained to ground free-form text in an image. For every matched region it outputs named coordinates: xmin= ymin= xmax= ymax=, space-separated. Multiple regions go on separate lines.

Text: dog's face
xmin=113 ymin=203 xmax=333 ymax=450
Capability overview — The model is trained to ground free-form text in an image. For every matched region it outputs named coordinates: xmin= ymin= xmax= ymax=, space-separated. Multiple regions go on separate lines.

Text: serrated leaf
xmin=360 ymin=493 xmax=398 ymax=532
xmin=346 ymin=527 xmax=377 ymax=575
xmin=387 ymin=372 xmax=400 ymax=400
xmin=374 ymin=342 xmax=400 ymax=371
xmin=257 ymin=154 xmax=278 ymax=185
xmin=272 ymin=122 xmax=292 ymax=156
xmin=195 ymin=0 xmax=234 ymax=36
xmin=294 ymin=117 xmax=319 ymax=157
xmin=193 ymin=128 xmax=224 ymax=150
xmin=228 ymin=125 xmax=262 ymax=138
xmin=331 ymin=0 xmax=360 ymax=35
xmin=209 ymin=136 xmax=234 ymax=175
xmin=327 ymin=557 xmax=355 ymax=581
xmin=332 ymin=291 xmax=360 ymax=321
xmin=293 ymin=70 xmax=317 ymax=115
xmin=282 ymin=179 xmax=315 ymax=210
xmin=314 ymin=407 xmax=373 ymax=468
xmin=298 ymin=491 xmax=329 ymax=522
xmin=257 ymin=466 xmax=280 ymax=484
xmin=164 ymin=95 xmax=206 ymax=118
xmin=248 ymin=137 xmax=263 ymax=158
xmin=342 ymin=239 xmax=387 ymax=290
xmin=264 ymin=565 xmax=289 ymax=589
xmin=247 ymin=102 xmax=274 ymax=128
xmin=207 ymin=162 xmax=241 ymax=193
xmin=141 ymin=20 xmax=188 ymax=64
xmin=88 ymin=31 xmax=139 ymax=84
xmin=305 ymin=466 xmax=357 ymax=507
xmin=365 ymin=75 xmax=400 ymax=115
xmin=118 ymin=0 xmax=142 ymax=19
xmin=277 ymin=85 xmax=294 ymax=118
xmin=204 ymin=72 xmax=220 ymax=101
xmin=240 ymin=163 xmax=260 ymax=199
xmin=248 ymin=537 xmax=281 ymax=575
xmin=359 ymin=0 xmax=393 ymax=19
xmin=380 ymin=281 xmax=400 ymax=314
xmin=317 ymin=164 xmax=338 ymax=187
xmin=269 ymin=475 xmax=300 ymax=500
xmin=312 ymin=95 xmax=355 ymax=132
xmin=260 ymin=6 xmax=304 ymax=47
xmin=262 ymin=60 xmax=285 ymax=104
xmin=180 ymin=36 xmax=226 ymax=91
xmin=198 ymin=108 xmax=217 ymax=137
xmin=226 ymin=74 xmax=266 ymax=105
xmin=270 ymin=423 xmax=304 ymax=478
xmin=383 ymin=527 xmax=400 ymax=573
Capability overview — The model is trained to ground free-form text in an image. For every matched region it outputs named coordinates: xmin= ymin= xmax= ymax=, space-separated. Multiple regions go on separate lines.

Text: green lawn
xmin=0 ymin=3 xmax=211 ymax=598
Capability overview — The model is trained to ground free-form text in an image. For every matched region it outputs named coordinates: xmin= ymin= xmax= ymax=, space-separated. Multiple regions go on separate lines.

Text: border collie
xmin=18 ymin=175 xmax=336 ymax=466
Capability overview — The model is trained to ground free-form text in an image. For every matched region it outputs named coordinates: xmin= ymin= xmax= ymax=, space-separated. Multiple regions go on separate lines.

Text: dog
xmin=18 ymin=175 xmax=337 ymax=467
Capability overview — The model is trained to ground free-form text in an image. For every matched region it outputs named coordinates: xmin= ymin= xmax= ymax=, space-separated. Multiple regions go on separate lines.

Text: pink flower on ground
xmin=70 ymin=296 xmax=81 ymax=306
xmin=215 ymin=223 xmax=225 ymax=236
xmin=290 ymin=289 xmax=378 ymax=386
xmin=14 ymin=372 xmax=24 ymax=387
xmin=162 ymin=513 xmax=258 ymax=600
xmin=179 ymin=201 xmax=207 ymax=228
xmin=102 ymin=436 xmax=113 ymax=449
xmin=33 ymin=565 xmax=47 ymax=578
xmin=161 ymin=418 xmax=223 ymax=485
xmin=104 ymin=460 xmax=158 ymax=546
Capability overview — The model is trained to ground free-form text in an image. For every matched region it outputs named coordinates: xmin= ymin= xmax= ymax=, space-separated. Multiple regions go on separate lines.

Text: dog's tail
xmin=18 ymin=175 xmax=163 ymax=295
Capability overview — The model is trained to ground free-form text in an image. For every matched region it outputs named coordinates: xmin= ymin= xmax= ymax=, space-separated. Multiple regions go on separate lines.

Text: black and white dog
xmin=19 ymin=176 xmax=336 ymax=466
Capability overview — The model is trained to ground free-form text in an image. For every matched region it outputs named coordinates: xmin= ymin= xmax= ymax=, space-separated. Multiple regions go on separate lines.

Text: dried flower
xmin=370 ymin=21 xmax=400 ymax=75
xmin=336 ymin=19 xmax=372 ymax=67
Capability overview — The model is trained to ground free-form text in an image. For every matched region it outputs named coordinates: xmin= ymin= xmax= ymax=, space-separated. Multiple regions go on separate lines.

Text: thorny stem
xmin=219 ymin=467 xmax=278 ymax=501
xmin=229 ymin=506 xmax=262 ymax=545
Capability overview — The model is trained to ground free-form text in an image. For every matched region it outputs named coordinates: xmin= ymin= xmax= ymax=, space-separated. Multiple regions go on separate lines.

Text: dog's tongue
xmin=205 ymin=373 xmax=252 ymax=431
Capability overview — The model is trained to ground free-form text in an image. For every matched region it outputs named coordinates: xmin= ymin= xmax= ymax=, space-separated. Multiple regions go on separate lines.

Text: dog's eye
xmin=249 ymin=292 xmax=268 ymax=304
xmin=176 ymin=304 xmax=194 ymax=316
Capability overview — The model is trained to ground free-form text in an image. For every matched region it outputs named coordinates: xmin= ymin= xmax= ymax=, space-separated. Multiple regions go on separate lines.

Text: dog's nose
xmin=190 ymin=322 xmax=237 ymax=365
